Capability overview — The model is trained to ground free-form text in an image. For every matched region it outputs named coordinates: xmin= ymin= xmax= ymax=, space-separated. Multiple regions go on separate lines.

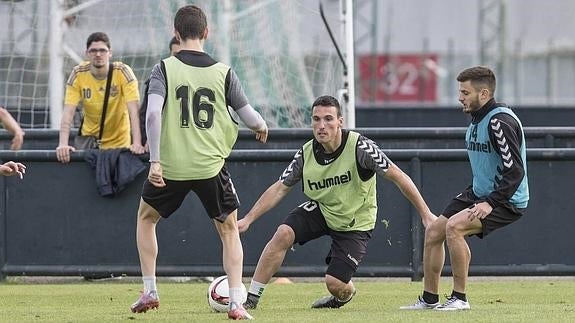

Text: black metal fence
xmin=1 ymin=145 xmax=574 ymax=280
xmin=4 ymin=126 xmax=575 ymax=151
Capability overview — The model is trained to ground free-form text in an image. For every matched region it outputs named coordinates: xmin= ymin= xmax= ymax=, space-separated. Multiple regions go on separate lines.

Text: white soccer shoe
xmin=435 ymin=296 xmax=471 ymax=311
xmin=399 ymin=296 xmax=440 ymax=310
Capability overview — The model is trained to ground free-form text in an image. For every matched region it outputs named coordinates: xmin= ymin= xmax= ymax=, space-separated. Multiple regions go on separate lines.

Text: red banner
xmin=359 ymin=54 xmax=438 ymax=103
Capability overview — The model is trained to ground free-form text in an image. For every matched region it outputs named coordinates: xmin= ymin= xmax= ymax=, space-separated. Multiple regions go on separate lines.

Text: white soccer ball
xmin=207 ymin=275 xmax=247 ymax=313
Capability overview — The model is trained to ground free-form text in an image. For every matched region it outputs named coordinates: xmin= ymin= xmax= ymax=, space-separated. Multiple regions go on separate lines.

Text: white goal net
xmin=0 ymin=0 xmax=345 ymax=129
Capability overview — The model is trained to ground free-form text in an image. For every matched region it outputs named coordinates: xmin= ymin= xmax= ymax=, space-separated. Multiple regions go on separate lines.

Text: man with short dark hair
xmin=56 ymin=32 xmax=145 ymax=162
xmin=131 ymin=5 xmax=267 ymax=320
xmin=401 ymin=66 xmax=529 ymax=311
xmin=239 ymin=95 xmax=436 ymax=310
xmin=168 ymin=36 xmax=180 ymax=56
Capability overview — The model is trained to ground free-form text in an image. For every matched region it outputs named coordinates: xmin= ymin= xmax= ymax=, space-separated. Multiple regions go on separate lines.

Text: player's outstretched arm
xmin=384 ymin=163 xmax=437 ymax=228
xmin=238 ymin=180 xmax=291 ymax=233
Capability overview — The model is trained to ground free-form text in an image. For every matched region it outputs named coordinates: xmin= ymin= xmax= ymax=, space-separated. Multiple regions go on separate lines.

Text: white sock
xmin=143 ymin=276 xmax=157 ymax=294
xmin=248 ymin=280 xmax=267 ymax=297
xmin=229 ymin=287 xmax=244 ymax=305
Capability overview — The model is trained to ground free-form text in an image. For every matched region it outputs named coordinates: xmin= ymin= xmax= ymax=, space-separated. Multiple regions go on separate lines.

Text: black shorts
xmin=283 ymin=200 xmax=372 ymax=283
xmin=141 ymin=165 xmax=239 ymax=222
xmin=442 ymin=186 xmax=525 ymax=238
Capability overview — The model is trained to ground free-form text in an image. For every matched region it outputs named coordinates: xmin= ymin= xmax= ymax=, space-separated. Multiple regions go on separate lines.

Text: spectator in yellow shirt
xmin=56 ymin=32 xmax=145 ymax=163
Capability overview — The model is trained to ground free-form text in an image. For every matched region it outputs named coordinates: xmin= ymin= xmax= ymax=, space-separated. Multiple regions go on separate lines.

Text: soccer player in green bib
xmin=130 ymin=5 xmax=268 ymax=320
xmin=238 ymin=95 xmax=436 ymax=309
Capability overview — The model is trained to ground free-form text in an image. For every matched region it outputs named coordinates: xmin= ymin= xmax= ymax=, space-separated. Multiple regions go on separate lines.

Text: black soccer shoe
xmin=243 ymin=293 xmax=260 ymax=310
xmin=311 ymin=289 xmax=356 ymax=309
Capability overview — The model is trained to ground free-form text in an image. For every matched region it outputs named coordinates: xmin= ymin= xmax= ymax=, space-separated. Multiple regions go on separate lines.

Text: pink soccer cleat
xmin=228 ymin=302 xmax=254 ymax=320
xmin=130 ymin=290 xmax=160 ymax=313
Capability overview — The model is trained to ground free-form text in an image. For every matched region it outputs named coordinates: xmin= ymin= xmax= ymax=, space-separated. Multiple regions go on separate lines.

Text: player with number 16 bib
xmin=130 ymin=5 xmax=268 ymax=321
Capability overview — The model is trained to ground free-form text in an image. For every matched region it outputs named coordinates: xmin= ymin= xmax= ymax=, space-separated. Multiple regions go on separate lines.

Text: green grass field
xmin=0 ymin=277 xmax=574 ymax=322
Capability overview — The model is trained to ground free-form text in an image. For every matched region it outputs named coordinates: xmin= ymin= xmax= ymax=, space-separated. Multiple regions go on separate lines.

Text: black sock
xmin=451 ymin=290 xmax=467 ymax=302
xmin=247 ymin=293 xmax=260 ymax=301
xmin=422 ymin=291 xmax=439 ymax=304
